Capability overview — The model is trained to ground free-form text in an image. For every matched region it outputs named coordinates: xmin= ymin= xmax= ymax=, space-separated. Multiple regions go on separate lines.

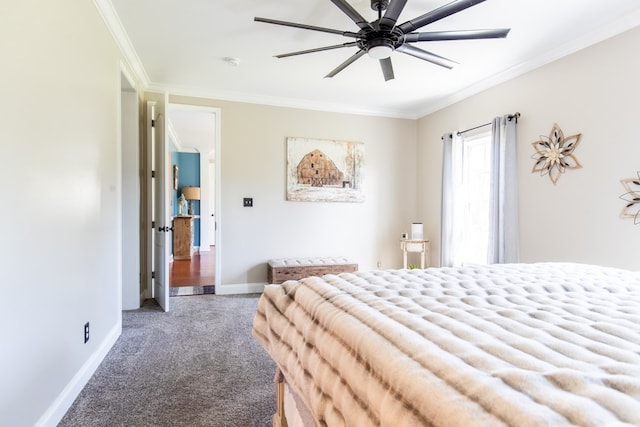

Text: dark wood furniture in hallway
xmin=173 ymin=216 xmax=194 ymax=260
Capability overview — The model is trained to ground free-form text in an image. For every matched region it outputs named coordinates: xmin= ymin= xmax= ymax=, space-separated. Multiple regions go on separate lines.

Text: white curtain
xmin=487 ymin=115 xmax=519 ymax=263
xmin=440 ymin=132 xmax=463 ymax=267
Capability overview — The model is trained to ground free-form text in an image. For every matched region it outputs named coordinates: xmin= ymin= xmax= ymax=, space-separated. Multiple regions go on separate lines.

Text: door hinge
xmin=151 ymin=119 xmax=155 ymax=127
xmin=151 ymin=271 xmax=155 ymax=279
xmin=151 ymin=170 xmax=155 ymax=178
xmin=152 ymin=221 xmax=155 ymax=229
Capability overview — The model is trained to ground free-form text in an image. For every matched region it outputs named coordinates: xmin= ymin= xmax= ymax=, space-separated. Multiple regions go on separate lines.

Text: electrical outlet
xmin=243 ymin=197 xmax=253 ymax=207
xmin=377 ymin=261 xmax=382 ymax=268
xmin=84 ymin=322 xmax=90 ymax=344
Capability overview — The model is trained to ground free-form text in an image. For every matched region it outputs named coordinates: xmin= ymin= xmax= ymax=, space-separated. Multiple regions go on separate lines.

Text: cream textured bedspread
xmin=252 ymin=263 xmax=640 ymax=426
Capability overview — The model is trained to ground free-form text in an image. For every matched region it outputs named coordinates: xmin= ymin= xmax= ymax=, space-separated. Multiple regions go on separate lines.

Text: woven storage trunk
xmin=268 ymin=257 xmax=358 ymax=284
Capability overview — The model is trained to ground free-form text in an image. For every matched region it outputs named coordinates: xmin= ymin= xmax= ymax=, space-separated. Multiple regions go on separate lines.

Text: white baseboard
xmin=36 ymin=321 xmax=122 ymax=427
xmin=215 ymin=282 xmax=266 ymax=295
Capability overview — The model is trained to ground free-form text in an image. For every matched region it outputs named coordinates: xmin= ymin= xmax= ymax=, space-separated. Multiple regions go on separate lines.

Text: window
xmin=457 ymin=131 xmax=491 ymax=265
xmin=441 ymin=115 xmax=519 ymax=267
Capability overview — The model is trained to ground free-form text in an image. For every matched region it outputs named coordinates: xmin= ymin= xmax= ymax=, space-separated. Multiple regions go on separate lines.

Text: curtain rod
xmin=457 ymin=122 xmax=490 ymax=136
xmin=456 ymin=112 xmax=521 ymax=136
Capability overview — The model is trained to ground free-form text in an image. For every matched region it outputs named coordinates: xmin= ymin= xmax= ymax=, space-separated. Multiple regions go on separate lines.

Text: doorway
xmin=120 ymin=68 xmax=141 ymax=310
xmin=166 ymin=104 xmax=220 ymax=296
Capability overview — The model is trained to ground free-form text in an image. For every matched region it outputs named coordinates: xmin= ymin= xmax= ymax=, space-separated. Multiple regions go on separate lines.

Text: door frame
xmin=141 ymin=92 xmax=173 ymax=308
xmin=119 ymin=65 xmax=141 ymax=310
xmin=166 ymin=102 xmax=222 ymax=290
xmin=141 ymin=102 xmax=223 ymax=298
xmin=143 ymin=95 xmax=171 ymax=311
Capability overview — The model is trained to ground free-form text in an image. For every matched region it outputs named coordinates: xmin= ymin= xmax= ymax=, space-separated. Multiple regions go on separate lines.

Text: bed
xmin=252 ymin=263 xmax=640 ymax=427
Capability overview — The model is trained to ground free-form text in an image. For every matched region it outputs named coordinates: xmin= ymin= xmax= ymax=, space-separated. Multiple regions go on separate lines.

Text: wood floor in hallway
xmin=170 ymin=247 xmax=215 ymax=288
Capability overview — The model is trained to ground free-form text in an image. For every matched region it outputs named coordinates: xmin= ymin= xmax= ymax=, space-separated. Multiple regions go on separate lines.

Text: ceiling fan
xmin=255 ymin=0 xmax=510 ymax=81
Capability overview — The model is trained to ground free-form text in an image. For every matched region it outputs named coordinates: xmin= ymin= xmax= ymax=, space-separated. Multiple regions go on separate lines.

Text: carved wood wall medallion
xmin=620 ymin=171 xmax=640 ymax=225
xmin=531 ymin=123 xmax=582 ymax=185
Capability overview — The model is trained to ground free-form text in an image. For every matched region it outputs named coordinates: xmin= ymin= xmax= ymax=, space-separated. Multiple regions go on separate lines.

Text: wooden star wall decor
xmin=531 ymin=123 xmax=582 ymax=185
xmin=620 ymin=172 xmax=640 ymax=225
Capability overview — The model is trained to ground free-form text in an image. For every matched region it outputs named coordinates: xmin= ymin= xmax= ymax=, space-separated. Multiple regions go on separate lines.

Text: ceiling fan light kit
xmin=255 ymin=0 xmax=510 ymax=81
xmin=367 ymin=39 xmax=394 ymax=59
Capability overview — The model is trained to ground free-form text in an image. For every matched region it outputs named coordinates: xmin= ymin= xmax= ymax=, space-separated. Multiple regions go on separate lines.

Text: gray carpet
xmin=59 ymin=294 xmax=275 ymax=427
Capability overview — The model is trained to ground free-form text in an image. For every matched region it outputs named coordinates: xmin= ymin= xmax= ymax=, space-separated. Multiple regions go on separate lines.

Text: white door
xmin=149 ymin=96 xmax=170 ymax=311
xmin=208 ymin=162 xmax=216 ymax=245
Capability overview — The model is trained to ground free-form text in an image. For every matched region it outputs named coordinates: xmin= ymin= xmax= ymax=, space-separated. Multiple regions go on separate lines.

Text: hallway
xmin=169 ymin=247 xmax=215 ymax=296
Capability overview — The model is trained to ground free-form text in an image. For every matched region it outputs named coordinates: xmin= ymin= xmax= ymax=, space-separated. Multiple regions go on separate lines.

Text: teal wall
xmin=173 ymin=152 xmax=201 ymax=246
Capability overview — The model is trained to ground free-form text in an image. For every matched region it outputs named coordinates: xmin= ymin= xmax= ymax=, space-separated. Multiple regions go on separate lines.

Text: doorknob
xmin=158 ymin=226 xmax=173 ymax=232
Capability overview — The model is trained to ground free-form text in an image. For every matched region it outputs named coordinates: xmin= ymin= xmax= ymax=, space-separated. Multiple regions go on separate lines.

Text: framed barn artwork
xmin=286 ymin=137 xmax=365 ymax=202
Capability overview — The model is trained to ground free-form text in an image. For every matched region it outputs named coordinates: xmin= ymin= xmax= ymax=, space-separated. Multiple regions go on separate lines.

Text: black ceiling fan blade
xmin=379 ymin=57 xmax=395 ymax=81
xmin=404 ymin=28 xmax=510 ymax=42
xmin=325 ymin=49 xmax=367 ymax=78
xmin=329 ymin=0 xmax=373 ymax=30
xmin=398 ymin=0 xmax=487 ymax=34
xmin=275 ymin=42 xmax=359 ymax=58
xmin=255 ymin=17 xmax=360 ymax=38
xmin=396 ymin=44 xmax=458 ymax=69
xmin=379 ymin=0 xmax=408 ymax=29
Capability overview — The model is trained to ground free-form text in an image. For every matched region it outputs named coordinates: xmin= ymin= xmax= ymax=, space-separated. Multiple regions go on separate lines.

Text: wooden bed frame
xmin=274 ymin=375 xmax=287 ymax=427
xmin=273 ymin=370 xmax=316 ymax=427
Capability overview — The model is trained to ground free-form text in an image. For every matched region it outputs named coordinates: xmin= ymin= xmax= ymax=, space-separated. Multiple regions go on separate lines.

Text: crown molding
xmin=146 ymin=82 xmax=416 ymax=120
xmin=94 ymin=0 xmax=640 ymax=121
xmin=93 ymin=0 xmax=150 ymax=89
xmin=415 ymin=10 xmax=640 ymax=118
xmin=167 ymin=121 xmax=183 ymax=152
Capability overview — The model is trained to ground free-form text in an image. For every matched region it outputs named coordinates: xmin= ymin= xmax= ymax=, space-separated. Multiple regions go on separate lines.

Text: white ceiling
xmin=167 ymin=107 xmax=216 ymax=159
xmin=111 ymin=0 xmax=640 ymax=119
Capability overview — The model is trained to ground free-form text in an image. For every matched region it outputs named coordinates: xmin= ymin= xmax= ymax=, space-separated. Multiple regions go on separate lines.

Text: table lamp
xmin=181 ymin=186 xmax=201 ymax=215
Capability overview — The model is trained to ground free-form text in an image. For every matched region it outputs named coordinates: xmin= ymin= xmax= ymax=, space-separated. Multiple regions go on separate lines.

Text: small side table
xmin=400 ymin=239 xmax=429 ymax=269
xmin=173 ymin=216 xmax=194 ymax=260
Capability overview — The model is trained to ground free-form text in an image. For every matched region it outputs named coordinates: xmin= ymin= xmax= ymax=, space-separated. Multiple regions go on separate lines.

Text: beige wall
xmin=5 ymin=2 xmax=638 ymax=425
xmin=170 ymin=96 xmax=418 ymax=285
xmin=417 ymin=26 xmax=640 ymax=271
xmin=0 ymin=1 xmax=134 ymax=425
